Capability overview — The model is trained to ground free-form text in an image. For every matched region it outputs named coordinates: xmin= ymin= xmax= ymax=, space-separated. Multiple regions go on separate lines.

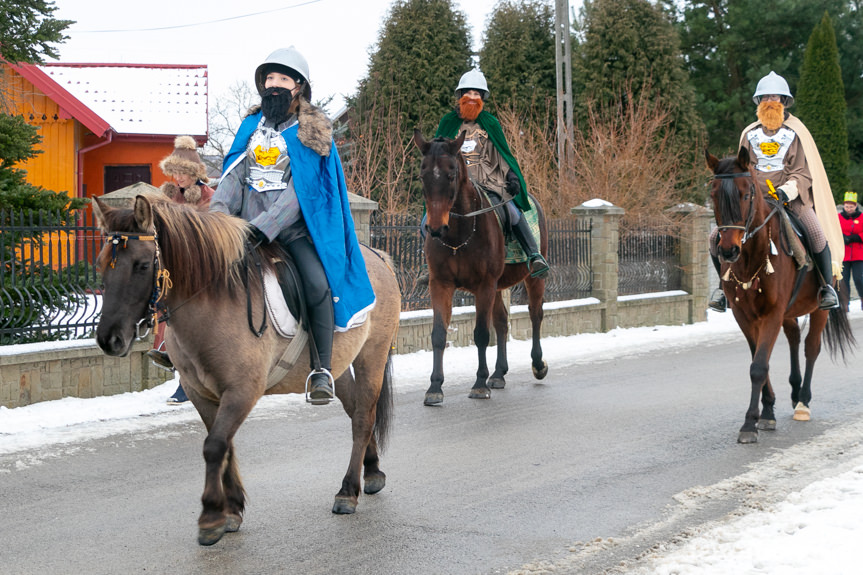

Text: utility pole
xmin=554 ymin=0 xmax=574 ymax=182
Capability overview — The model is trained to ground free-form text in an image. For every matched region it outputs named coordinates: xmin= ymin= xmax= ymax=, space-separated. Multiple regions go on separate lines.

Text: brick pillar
xmin=571 ymin=201 xmax=624 ymax=332
xmin=669 ymin=203 xmax=714 ymax=323
xmin=347 ymin=192 xmax=378 ymax=245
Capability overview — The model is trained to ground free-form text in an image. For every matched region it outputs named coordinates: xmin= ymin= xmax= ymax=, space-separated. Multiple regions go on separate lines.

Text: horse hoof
xmin=738 ymin=431 xmax=758 ymax=444
xmin=757 ymin=419 xmax=776 ymax=431
xmin=533 ymin=360 xmax=548 ymax=380
xmin=468 ymin=387 xmax=491 ymax=399
xmin=198 ymin=523 xmax=227 ymax=546
xmin=488 ymin=377 xmax=506 ymax=389
xmin=332 ymin=495 xmax=358 ymax=514
xmin=225 ymin=513 xmax=243 ymax=533
xmin=424 ymin=392 xmax=444 ymax=406
xmin=793 ymin=402 xmax=811 ymax=421
xmin=364 ymin=473 xmax=386 ymax=495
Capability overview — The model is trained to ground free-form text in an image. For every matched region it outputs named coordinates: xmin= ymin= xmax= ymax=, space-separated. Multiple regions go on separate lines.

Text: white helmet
xmin=254 ymin=46 xmax=311 ymax=96
xmin=456 ymin=69 xmax=489 ymax=99
xmin=752 ymin=71 xmax=794 ymax=106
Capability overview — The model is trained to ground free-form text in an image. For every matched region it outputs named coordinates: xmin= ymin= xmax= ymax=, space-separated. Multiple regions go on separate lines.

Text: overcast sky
xmin=49 ymin=0 xmax=574 ymax=115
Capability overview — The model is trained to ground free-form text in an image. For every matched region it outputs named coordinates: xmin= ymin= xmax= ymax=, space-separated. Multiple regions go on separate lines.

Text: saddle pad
xmin=781 ymin=212 xmax=808 ymax=269
xmin=263 ymin=269 xmax=299 ymax=338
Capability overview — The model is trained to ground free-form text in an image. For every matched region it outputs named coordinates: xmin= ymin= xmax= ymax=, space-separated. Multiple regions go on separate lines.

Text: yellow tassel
xmin=722 ymin=268 xmax=731 ymax=281
xmin=765 ymin=258 xmax=774 ymax=274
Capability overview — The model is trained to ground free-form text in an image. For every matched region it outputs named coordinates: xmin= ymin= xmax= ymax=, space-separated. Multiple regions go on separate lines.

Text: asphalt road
xmin=2 ymin=315 xmax=863 ymax=575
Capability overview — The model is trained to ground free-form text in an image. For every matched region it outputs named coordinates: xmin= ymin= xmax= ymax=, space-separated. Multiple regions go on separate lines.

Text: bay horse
xmin=92 ymin=195 xmax=400 ymax=545
xmin=413 ymin=129 xmax=548 ymax=405
xmin=706 ymin=148 xmax=855 ymax=443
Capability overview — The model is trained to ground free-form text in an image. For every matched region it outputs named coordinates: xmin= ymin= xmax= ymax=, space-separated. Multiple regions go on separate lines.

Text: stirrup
xmin=528 ymin=254 xmax=550 ymax=278
xmin=305 ymin=368 xmax=335 ymax=405
xmin=708 ymin=289 xmax=727 ymax=313
xmin=147 ymin=349 xmax=175 ymax=372
xmin=818 ymin=285 xmax=839 ymax=310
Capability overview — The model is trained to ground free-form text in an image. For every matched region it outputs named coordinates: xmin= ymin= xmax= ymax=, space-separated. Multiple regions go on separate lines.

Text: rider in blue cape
xmin=213 ymin=47 xmax=375 ymax=403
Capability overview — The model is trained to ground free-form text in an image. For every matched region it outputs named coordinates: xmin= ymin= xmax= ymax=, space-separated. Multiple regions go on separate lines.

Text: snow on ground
xmin=2 ymin=308 xmax=863 ymax=573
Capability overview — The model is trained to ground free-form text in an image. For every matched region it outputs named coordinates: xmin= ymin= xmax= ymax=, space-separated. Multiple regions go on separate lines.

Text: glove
xmin=852 ymin=233 xmax=863 ymax=244
xmin=845 ymin=234 xmax=852 ymax=245
xmin=777 ymin=181 xmax=799 ymax=203
xmin=247 ymin=225 xmax=269 ymax=246
xmin=505 ymin=170 xmax=521 ymax=197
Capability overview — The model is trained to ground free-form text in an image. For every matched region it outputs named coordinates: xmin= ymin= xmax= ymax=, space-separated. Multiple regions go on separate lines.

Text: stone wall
xmin=0 ymin=336 xmax=171 ymax=408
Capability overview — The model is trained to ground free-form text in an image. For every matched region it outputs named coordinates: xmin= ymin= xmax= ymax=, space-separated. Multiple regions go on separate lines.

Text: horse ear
xmin=92 ymin=196 xmax=111 ymax=232
xmin=133 ymin=195 xmax=154 ymax=232
xmin=450 ymin=131 xmax=466 ymax=155
xmin=413 ymin=128 xmax=430 ymax=154
xmin=737 ymin=146 xmax=750 ymax=170
xmin=705 ymin=149 xmax=719 ymax=172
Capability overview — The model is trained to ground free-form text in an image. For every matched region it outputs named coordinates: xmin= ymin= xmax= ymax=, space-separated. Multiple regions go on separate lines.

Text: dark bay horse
xmin=413 ymin=129 xmax=548 ymax=405
xmin=92 ymin=195 xmax=400 ymax=545
xmin=706 ymin=149 xmax=855 ymax=443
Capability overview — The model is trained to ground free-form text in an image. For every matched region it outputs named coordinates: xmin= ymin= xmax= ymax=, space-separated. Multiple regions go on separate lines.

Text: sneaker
xmin=166 ymin=385 xmax=189 ymax=405
xmin=147 ymin=349 xmax=175 ymax=371
xmin=307 ymin=370 xmax=335 ymax=404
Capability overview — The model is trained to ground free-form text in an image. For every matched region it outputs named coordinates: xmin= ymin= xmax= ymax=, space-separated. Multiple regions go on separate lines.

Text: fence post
xmin=668 ymin=203 xmax=714 ymax=323
xmin=571 ymin=200 xmax=624 ymax=332
xmin=347 ymin=192 xmax=379 ymax=245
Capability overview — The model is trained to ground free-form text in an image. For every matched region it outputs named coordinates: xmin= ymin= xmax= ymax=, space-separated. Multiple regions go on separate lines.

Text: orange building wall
xmin=81 ymin=140 xmax=175 ymax=199
xmin=5 ymin=68 xmax=77 ymax=197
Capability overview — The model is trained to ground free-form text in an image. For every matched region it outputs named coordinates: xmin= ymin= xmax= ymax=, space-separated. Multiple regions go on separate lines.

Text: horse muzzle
xmin=426 ymin=224 xmax=448 ymax=238
xmin=719 ymin=245 xmax=741 ymax=264
xmin=96 ymin=323 xmax=135 ymax=357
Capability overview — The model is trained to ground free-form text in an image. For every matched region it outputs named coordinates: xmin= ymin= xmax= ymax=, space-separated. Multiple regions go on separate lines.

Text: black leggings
xmin=283 ymin=236 xmax=334 ymax=370
xmin=842 ymin=260 xmax=863 ymax=305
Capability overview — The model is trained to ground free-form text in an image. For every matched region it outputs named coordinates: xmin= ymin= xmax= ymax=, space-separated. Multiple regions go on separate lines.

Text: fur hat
xmin=159 ymin=136 xmax=209 ymax=182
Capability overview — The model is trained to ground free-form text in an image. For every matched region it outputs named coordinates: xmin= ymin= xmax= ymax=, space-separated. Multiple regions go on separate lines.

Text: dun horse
xmin=706 ymin=149 xmax=855 ymax=443
xmin=93 ymin=195 xmax=400 ymax=545
xmin=413 ymin=129 xmax=548 ymax=405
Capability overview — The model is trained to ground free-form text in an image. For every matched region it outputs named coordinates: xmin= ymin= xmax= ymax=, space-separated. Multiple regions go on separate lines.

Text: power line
xmin=72 ymin=0 xmax=323 ymax=33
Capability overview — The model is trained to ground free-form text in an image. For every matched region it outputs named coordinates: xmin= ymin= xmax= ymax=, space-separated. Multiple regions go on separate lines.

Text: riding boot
xmin=812 ymin=247 xmax=840 ymax=310
xmin=708 ymin=254 xmax=727 ymax=313
xmin=512 ymin=216 xmax=550 ymax=278
xmin=147 ymin=349 xmax=175 ymax=371
xmin=307 ymin=288 xmax=336 ymax=404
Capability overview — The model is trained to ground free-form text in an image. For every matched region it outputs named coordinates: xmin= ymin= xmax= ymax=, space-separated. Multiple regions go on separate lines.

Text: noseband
xmin=105 ymin=231 xmax=172 ymax=339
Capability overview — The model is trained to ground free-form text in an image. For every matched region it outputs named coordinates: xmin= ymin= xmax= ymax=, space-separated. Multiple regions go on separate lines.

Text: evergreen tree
xmin=346 ymin=0 xmax=472 ymax=211
xmin=0 ymin=0 xmax=72 ymax=65
xmin=480 ymin=0 xmax=557 ymax=116
xmin=573 ymin=0 xmax=704 ymax=197
xmin=797 ymin=11 xmax=849 ymax=201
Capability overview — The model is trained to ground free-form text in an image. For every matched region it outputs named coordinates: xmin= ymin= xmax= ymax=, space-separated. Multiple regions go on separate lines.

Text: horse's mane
xmin=99 ymin=200 xmax=278 ymax=300
xmin=713 ymin=156 xmax=746 ymax=225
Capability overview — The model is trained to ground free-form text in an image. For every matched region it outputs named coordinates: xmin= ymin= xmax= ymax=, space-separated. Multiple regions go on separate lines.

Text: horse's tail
xmin=824 ymin=302 xmax=857 ymax=363
xmin=373 ymin=348 xmax=395 ymax=452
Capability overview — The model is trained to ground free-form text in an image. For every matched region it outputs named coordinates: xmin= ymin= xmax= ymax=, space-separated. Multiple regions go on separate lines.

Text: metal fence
xmin=618 ymin=222 xmax=682 ymax=296
xmin=368 ymin=213 xmax=593 ymax=310
xmin=1 ymin=209 xmax=104 ymax=344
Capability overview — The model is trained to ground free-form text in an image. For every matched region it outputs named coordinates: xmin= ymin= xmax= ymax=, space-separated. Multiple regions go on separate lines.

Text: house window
xmin=104 ymin=165 xmax=151 ymax=193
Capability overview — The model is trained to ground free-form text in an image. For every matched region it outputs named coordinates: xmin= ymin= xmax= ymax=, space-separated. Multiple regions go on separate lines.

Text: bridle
xmin=714 ymin=171 xmax=780 ymax=244
xmin=105 ymin=230 xmax=172 ymax=340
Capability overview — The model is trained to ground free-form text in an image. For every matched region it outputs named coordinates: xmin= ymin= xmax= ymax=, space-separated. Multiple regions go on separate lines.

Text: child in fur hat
xmin=159 ymin=135 xmax=214 ymax=207
xmin=149 ymin=135 xmax=214 ymax=402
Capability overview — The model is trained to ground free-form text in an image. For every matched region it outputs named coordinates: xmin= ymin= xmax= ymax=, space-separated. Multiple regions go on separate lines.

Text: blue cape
xmin=224 ymin=112 xmax=376 ymax=330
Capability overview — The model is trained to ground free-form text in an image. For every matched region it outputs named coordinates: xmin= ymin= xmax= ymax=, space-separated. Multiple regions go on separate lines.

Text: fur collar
xmin=245 ymin=96 xmax=332 ymax=157
xmin=160 ymin=181 xmax=202 ymax=204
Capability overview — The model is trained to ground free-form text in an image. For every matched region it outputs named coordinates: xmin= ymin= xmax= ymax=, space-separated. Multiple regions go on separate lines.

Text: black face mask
xmin=261 ymin=86 xmax=293 ymax=125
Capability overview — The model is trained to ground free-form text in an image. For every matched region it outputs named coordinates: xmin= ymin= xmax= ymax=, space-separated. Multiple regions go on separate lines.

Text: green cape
xmin=435 ymin=110 xmax=531 ymax=212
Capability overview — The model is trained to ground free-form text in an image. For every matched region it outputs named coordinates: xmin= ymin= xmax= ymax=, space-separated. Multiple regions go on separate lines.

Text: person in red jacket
xmin=839 ymin=191 xmax=863 ymax=309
